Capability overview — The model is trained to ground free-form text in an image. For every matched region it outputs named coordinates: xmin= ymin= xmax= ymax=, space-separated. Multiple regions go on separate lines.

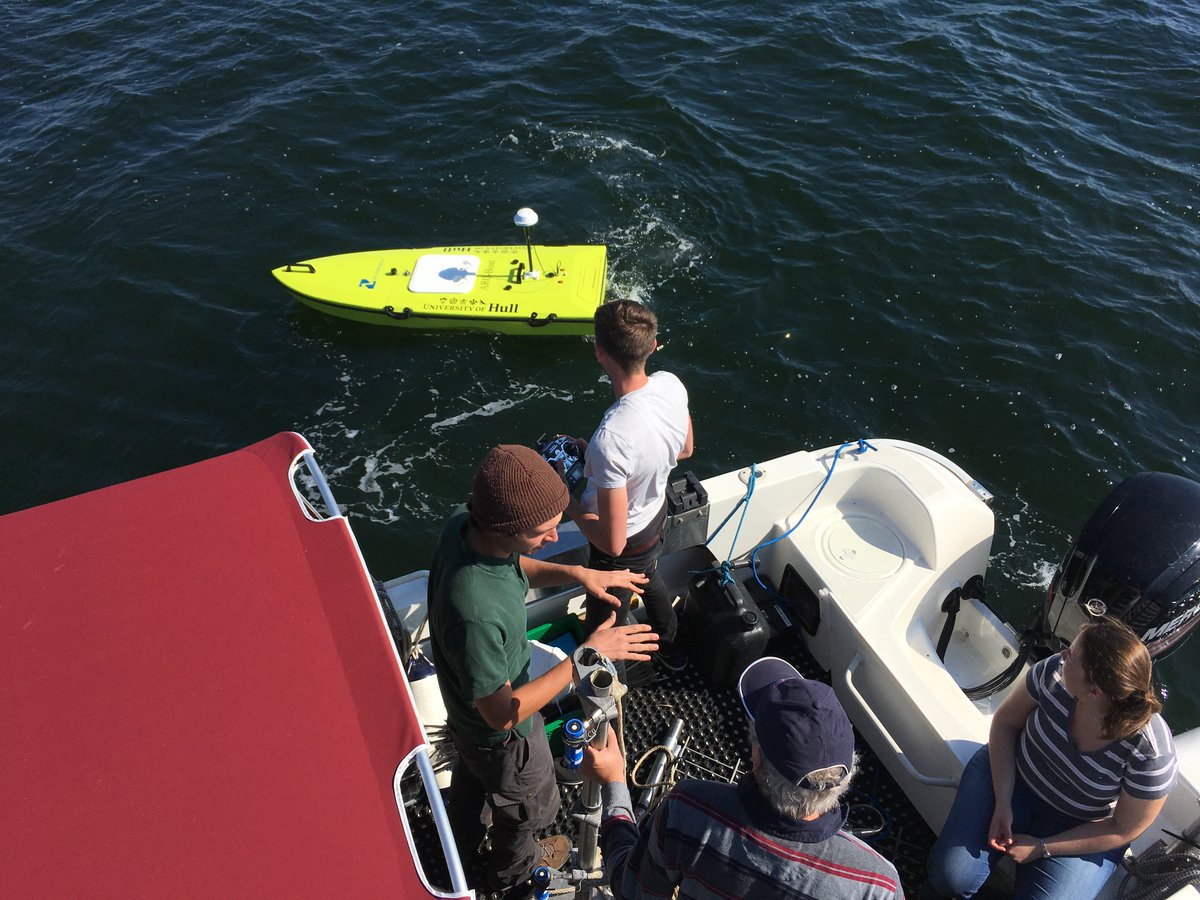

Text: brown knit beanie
xmin=469 ymin=444 xmax=569 ymax=534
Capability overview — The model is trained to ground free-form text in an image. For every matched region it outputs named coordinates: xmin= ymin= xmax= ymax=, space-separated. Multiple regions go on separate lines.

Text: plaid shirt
xmin=599 ymin=776 xmax=903 ymax=899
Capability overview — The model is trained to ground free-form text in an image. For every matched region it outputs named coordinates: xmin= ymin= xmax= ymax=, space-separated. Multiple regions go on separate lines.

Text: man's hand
xmin=577 ymin=566 xmax=648 ymax=608
xmin=584 ymin=612 xmax=658 ymax=661
xmin=582 ymin=735 xmax=627 ymax=785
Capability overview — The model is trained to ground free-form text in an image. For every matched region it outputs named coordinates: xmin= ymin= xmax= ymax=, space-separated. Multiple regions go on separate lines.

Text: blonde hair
xmin=1078 ymin=617 xmax=1162 ymax=739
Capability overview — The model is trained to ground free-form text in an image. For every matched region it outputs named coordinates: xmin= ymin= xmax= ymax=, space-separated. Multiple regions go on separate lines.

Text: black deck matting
xmin=401 ymin=626 xmax=937 ymax=898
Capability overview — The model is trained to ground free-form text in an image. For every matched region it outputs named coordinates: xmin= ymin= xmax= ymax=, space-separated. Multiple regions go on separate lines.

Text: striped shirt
xmin=1016 ymin=654 xmax=1177 ymax=821
xmin=598 ymin=776 xmax=902 ymax=899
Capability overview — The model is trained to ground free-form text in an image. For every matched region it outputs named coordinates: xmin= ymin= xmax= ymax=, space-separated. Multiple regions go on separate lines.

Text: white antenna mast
xmin=514 ymin=207 xmax=539 ymax=280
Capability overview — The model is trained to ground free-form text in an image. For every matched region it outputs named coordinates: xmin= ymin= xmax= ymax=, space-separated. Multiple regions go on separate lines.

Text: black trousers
xmin=447 ymin=714 xmax=560 ymax=890
xmin=583 ymin=534 xmax=678 ymax=650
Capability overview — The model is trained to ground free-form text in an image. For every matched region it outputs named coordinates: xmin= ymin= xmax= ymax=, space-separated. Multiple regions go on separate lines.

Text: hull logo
xmin=359 ymin=279 xmax=376 ymax=289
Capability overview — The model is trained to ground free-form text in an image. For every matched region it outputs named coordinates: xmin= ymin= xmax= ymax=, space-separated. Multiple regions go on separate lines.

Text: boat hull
xmin=272 ymin=244 xmax=608 ymax=335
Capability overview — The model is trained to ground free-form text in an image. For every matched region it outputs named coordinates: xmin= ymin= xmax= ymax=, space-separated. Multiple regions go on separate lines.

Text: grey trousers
xmin=447 ymin=714 xmax=561 ymax=890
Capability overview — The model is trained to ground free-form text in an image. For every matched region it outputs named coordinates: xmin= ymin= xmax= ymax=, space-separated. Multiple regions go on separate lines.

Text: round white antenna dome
xmin=514 ymin=207 xmax=539 ymax=227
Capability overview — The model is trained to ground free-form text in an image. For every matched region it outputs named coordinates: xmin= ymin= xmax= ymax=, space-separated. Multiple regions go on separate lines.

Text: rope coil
xmin=1119 ymin=842 xmax=1200 ymax=899
xmin=629 ymin=743 xmax=681 ymax=798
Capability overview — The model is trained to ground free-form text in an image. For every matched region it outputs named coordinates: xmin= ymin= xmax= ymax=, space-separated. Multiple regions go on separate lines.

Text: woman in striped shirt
xmin=923 ymin=617 xmax=1177 ymax=899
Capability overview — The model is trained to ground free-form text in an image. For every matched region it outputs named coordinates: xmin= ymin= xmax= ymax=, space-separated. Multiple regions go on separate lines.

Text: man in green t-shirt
xmin=429 ymin=444 xmax=658 ymax=894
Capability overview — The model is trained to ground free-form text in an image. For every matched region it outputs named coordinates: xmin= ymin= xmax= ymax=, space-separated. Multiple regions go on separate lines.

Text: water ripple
xmin=3 ymin=0 xmax=1200 ymax=718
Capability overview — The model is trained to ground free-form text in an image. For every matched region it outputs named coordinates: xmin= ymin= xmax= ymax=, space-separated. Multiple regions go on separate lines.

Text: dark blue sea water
xmin=4 ymin=1 xmax=1199 ymax=721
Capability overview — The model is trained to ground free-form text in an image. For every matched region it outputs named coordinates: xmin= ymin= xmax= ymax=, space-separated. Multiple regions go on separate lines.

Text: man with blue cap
xmin=582 ymin=656 xmax=903 ymax=898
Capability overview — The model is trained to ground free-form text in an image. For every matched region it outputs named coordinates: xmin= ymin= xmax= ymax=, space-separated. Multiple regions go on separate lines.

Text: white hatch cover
xmin=409 ymin=254 xmax=480 ymax=293
xmin=821 ymin=514 xmax=906 ymax=579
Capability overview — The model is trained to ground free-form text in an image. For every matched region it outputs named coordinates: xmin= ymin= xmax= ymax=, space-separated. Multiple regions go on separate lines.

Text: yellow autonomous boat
xmin=272 ymin=209 xmax=607 ymax=335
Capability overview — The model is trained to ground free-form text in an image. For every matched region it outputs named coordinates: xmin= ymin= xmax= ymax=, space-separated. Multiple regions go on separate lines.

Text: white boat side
xmin=387 ymin=437 xmax=1200 ymax=895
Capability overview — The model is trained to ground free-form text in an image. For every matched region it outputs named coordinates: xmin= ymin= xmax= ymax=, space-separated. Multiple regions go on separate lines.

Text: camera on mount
xmin=537 ymin=434 xmax=585 ymax=492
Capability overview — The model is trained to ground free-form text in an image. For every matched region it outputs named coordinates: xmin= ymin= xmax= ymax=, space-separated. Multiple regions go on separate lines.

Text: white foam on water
xmin=544 ymin=126 xmax=662 ymax=163
xmin=294 ymin=340 xmax=594 ymax=528
xmin=430 ymin=397 xmax=520 ymax=432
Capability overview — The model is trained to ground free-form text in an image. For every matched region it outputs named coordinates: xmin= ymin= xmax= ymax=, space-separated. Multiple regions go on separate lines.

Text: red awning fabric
xmin=0 ymin=433 xmax=469 ymax=899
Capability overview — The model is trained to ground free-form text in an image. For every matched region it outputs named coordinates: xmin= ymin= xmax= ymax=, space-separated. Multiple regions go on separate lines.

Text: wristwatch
xmin=1039 ymin=838 xmax=1052 ymax=860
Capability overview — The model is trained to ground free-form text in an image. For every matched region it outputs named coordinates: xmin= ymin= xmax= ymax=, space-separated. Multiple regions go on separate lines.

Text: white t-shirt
xmin=581 ymin=371 xmax=690 ymax=538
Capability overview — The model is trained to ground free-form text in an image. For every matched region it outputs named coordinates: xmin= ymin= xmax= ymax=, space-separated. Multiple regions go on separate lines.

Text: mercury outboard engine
xmin=1042 ymin=471 xmax=1200 ymax=660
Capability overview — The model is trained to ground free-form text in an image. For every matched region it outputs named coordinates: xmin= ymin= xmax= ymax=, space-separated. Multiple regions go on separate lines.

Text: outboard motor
xmin=1043 ymin=472 xmax=1200 ymax=660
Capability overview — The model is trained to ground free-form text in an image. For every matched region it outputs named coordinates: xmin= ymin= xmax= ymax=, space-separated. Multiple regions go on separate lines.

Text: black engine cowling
xmin=1044 ymin=471 xmax=1200 ymax=661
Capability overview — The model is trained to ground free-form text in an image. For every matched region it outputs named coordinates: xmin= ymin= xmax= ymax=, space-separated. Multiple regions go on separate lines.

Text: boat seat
xmin=763 ymin=448 xmax=999 ymax=831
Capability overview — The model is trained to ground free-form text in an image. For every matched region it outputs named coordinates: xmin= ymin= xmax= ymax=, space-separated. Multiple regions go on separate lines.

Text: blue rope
xmin=710 ymin=463 xmax=757 ymax=585
xmin=705 ymin=439 xmax=877 ymax=600
xmin=704 ymin=465 xmax=754 ymax=548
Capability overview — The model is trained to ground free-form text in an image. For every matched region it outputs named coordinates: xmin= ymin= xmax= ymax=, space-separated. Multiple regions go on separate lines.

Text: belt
xmin=619 ymin=501 xmax=669 ymax=557
xmin=623 ymin=533 xmax=663 ymax=556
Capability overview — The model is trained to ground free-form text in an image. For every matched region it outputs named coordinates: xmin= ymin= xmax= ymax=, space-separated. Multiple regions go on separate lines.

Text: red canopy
xmin=0 ymin=433 xmax=469 ymax=899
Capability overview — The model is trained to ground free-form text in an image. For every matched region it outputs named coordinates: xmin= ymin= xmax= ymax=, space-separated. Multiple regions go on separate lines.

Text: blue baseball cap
xmin=737 ymin=657 xmax=854 ymax=789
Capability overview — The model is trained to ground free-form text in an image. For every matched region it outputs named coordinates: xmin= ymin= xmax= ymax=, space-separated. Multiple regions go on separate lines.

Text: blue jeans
xmin=923 ymin=745 xmax=1124 ymax=900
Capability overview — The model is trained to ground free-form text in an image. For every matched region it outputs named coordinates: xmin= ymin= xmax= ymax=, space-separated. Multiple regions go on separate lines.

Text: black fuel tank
xmin=683 ymin=556 xmax=772 ymax=688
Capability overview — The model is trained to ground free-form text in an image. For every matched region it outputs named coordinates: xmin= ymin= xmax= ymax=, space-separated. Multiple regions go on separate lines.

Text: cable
xmin=1119 ymin=842 xmax=1200 ymax=899
xmin=961 ymin=637 xmax=1035 ymax=700
xmin=705 ymin=439 xmax=876 ymax=603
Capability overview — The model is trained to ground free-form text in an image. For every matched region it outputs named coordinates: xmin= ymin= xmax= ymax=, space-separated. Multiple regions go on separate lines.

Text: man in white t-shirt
xmin=566 ymin=299 xmax=694 ymax=670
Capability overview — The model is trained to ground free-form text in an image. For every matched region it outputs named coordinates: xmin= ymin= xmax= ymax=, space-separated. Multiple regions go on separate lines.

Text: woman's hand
xmin=987 ymin=804 xmax=1014 ymax=853
xmin=1006 ymin=834 xmax=1043 ymax=864
xmin=1025 ymin=790 xmax=1168 ymax=860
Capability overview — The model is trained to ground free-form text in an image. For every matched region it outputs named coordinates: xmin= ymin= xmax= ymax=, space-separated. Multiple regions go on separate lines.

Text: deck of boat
xmin=399 ymin=572 xmax=941 ymax=897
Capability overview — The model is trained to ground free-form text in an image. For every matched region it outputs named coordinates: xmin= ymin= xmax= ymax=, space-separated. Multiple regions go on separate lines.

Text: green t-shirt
xmin=427 ymin=510 xmax=533 ymax=746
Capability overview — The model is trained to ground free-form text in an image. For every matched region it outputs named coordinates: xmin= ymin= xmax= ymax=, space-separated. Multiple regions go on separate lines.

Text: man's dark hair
xmin=593 ymin=299 xmax=657 ymax=374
